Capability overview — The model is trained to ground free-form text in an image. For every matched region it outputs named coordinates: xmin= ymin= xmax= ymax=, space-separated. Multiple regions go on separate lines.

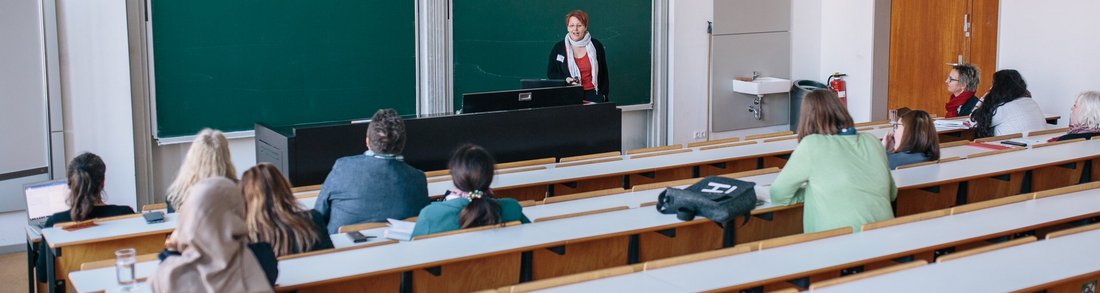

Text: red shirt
xmin=945 ymin=91 xmax=976 ymax=118
xmin=574 ymin=55 xmax=595 ymax=91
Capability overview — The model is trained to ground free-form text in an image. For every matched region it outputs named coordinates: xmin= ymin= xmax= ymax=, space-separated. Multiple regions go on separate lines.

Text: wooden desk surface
xmin=534 ymin=186 xmax=1100 ymax=292
xmin=814 ymin=228 xmax=1100 ymax=293
xmin=68 ymin=138 xmax=1093 ymax=292
xmin=893 ymin=139 xmax=1100 ymax=189
xmin=41 ymin=213 xmax=177 ymax=248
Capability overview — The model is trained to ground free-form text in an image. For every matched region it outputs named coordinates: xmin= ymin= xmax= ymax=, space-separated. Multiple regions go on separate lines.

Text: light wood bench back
xmin=625 ymin=144 xmax=684 ymax=155
xmin=544 ymin=188 xmax=628 ymax=204
xmin=337 ymin=222 xmax=387 ymax=233
xmin=808 ymin=260 xmax=929 ymax=290
xmin=412 ymin=220 xmax=522 ymax=240
xmin=558 ymin=151 xmax=622 ymax=163
xmin=862 ymin=209 xmax=950 ymax=231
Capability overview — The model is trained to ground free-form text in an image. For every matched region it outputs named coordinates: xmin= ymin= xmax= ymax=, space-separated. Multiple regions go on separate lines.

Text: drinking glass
xmin=115 ymin=248 xmax=137 ymax=291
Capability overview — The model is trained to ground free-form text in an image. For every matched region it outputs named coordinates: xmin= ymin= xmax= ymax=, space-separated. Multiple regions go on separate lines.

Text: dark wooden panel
xmin=257 ymin=104 xmax=622 ymax=186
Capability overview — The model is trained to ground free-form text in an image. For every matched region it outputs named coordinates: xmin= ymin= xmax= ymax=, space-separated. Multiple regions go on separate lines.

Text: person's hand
xmin=882 ymin=132 xmax=895 ymax=151
xmin=164 ymin=232 xmax=179 ymax=251
xmin=565 ymin=77 xmax=579 ymax=85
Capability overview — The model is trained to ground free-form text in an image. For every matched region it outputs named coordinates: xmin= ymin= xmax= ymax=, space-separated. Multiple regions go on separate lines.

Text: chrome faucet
xmin=752 ymin=71 xmax=761 ymax=81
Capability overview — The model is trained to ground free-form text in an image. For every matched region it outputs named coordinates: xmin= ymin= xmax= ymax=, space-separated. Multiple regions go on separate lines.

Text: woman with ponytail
xmin=410 ymin=144 xmax=529 ymax=237
xmin=37 ymin=152 xmax=135 ymax=284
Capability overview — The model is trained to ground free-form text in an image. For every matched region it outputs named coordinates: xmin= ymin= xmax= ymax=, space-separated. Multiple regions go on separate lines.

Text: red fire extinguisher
xmin=828 ymin=72 xmax=848 ymax=107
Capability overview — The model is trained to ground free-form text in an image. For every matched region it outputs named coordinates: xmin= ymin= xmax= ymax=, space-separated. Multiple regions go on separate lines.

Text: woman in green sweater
xmin=770 ymin=89 xmax=897 ymax=232
xmin=411 ymin=144 xmax=529 ymax=238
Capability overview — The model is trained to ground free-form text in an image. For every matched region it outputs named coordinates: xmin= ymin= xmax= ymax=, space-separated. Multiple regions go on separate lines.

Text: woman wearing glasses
xmin=944 ymin=63 xmax=981 ymax=118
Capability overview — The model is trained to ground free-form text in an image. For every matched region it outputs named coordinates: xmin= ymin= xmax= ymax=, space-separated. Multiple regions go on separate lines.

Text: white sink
xmin=732 ymin=77 xmax=792 ymax=96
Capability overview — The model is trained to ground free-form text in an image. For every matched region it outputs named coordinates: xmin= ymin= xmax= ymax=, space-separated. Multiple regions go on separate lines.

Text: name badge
xmin=556 ymin=54 xmax=565 ymax=62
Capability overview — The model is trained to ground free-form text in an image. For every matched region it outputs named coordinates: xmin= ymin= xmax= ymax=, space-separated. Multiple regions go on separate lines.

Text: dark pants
xmin=584 ymin=90 xmax=605 ymax=103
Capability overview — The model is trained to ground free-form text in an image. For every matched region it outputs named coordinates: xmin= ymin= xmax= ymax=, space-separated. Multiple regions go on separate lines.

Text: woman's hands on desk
xmin=564 ymin=77 xmax=580 ymax=86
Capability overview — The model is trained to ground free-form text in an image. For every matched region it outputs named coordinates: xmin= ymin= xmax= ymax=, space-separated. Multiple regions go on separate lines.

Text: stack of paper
xmin=383 ymin=218 xmax=416 ymax=241
xmin=933 ymin=119 xmax=969 ymax=129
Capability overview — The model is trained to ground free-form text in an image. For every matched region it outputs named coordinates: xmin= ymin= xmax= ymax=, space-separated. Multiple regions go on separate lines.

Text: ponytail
xmin=67 ymin=153 xmax=106 ymax=221
xmin=458 ymin=191 xmax=502 ymax=229
xmin=447 ymin=144 xmax=502 ymax=229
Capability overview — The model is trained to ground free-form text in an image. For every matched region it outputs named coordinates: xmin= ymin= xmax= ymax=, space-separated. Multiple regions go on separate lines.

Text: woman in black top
xmin=1050 ymin=91 xmax=1100 ymax=142
xmin=547 ymin=9 xmax=609 ymax=103
xmin=241 ymin=163 xmax=333 ymax=257
xmin=37 ymin=153 xmax=135 ymax=284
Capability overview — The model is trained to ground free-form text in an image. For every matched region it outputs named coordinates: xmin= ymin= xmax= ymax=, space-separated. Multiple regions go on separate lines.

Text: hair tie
xmin=469 ymin=190 xmax=483 ymax=199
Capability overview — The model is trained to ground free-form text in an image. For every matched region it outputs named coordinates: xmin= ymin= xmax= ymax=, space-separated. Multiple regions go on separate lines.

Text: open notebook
xmin=383 ymin=218 xmax=416 ymax=241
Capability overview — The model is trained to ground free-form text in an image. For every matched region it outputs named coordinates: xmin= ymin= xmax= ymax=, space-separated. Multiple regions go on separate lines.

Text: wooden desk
xmin=41 ymin=214 xmax=174 ymax=293
xmin=813 ymin=228 xmax=1100 ymax=293
xmin=534 ymin=186 xmax=1100 ymax=292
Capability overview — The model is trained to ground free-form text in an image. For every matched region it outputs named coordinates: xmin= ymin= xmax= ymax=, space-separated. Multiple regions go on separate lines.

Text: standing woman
xmin=547 ymin=9 xmax=609 ymax=103
xmin=970 ymin=69 xmax=1047 ymax=138
xmin=240 ymin=163 xmax=333 ymax=257
xmin=770 ymin=89 xmax=897 ymax=232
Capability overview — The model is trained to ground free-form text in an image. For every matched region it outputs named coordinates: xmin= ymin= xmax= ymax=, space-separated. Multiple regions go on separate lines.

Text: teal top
xmin=410 ymin=197 xmax=530 ymax=238
xmin=769 ymin=133 xmax=898 ymax=233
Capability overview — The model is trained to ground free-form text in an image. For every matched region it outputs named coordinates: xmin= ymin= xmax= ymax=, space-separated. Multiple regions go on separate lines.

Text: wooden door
xmin=888 ymin=0 xmax=999 ymax=117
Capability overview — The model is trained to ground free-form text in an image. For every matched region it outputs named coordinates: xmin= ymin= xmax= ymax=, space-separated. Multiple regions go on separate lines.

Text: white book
xmin=383 ymin=218 xmax=416 ymax=241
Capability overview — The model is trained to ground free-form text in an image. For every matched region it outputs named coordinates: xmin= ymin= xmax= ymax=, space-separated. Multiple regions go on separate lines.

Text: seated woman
xmin=971 ymin=69 xmax=1048 ymax=138
xmin=36 ymin=153 xmax=136 ymax=284
xmin=410 ymin=144 xmax=530 ymax=238
xmin=882 ymin=110 xmax=940 ymax=169
xmin=770 ymin=89 xmax=897 ymax=233
xmin=151 ymin=177 xmax=278 ymax=291
xmin=240 ymin=163 xmax=334 ymax=257
xmin=165 ymin=128 xmax=237 ymax=213
xmin=1049 ymin=91 xmax=1100 ymax=142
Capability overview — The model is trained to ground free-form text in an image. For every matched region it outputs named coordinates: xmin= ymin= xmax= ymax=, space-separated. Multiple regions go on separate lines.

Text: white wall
xmin=998 ymin=0 xmax=1100 ymax=126
xmin=817 ymin=0 xmax=890 ymax=122
xmin=790 ymin=0 xmax=822 ymax=82
xmin=668 ymin=0 xmax=713 ymax=145
xmin=57 ymin=0 xmax=136 ymax=209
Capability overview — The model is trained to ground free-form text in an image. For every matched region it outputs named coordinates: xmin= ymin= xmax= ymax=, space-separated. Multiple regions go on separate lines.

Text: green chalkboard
xmin=151 ymin=1 xmax=415 ymax=138
xmin=453 ymin=1 xmax=652 ymax=107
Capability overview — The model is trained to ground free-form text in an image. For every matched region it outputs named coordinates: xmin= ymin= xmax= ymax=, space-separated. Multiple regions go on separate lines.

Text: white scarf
xmin=564 ymin=32 xmax=599 ymax=91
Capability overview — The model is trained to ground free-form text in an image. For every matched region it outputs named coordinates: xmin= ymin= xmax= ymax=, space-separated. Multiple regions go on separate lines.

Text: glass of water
xmin=115 ymin=248 xmax=137 ymax=290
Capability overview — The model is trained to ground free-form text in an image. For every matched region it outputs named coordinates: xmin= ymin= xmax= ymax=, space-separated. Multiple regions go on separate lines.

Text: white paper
xmin=384 ymin=218 xmax=416 ymax=241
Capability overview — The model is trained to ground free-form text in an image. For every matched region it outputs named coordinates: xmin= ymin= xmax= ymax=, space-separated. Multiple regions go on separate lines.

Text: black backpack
xmin=655 ymin=176 xmax=758 ymax=226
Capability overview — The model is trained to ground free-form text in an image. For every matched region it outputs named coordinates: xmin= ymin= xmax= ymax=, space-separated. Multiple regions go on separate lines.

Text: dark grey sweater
xmin=314 ymin=152 xmax=429 ymax=233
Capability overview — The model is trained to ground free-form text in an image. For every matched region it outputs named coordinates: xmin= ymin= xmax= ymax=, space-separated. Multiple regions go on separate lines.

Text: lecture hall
xmin=3 ymin=0 xmax=1100 ymax=292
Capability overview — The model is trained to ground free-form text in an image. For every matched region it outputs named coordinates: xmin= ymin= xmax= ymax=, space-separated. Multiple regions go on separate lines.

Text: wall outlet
xmin=693 ymin=131 xmax=707 ymax=140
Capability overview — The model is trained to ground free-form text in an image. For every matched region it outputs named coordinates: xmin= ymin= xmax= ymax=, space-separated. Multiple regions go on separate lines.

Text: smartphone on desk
xmin=143 ymin=211 xmax=165 ymax=224
xmin=346 ymin=231 xmax=375 ymax=243
xmin=1001 ymin=140 xmax=1028 ymax=147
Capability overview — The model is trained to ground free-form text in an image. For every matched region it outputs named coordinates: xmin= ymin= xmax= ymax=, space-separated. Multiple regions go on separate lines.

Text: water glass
xmin=115 ymin=248 xmax=137 ymax=290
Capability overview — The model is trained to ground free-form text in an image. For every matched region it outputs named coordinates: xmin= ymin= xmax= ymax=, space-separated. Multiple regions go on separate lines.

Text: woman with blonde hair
xmin=770 ymin=89 xmax=897 ymax=232
xmin=1049 ymin=91 xmax=1100 ymax=142
xmin=241 ymin=163 xmax=333 ymax=257
xmin=166 ymin=128 xmax=237 ymax=212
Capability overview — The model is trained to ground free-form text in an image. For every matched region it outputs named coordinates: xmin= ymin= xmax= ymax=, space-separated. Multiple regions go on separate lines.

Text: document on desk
xmin=383 ymin=218 xmax=415 ymax=241
xmin=933 ymin=119 xmax=969 ymax=129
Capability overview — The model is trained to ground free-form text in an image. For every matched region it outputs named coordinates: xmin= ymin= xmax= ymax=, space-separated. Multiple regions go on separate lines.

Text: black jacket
xmin=547 ymin=39 xmax=609 ymax=101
